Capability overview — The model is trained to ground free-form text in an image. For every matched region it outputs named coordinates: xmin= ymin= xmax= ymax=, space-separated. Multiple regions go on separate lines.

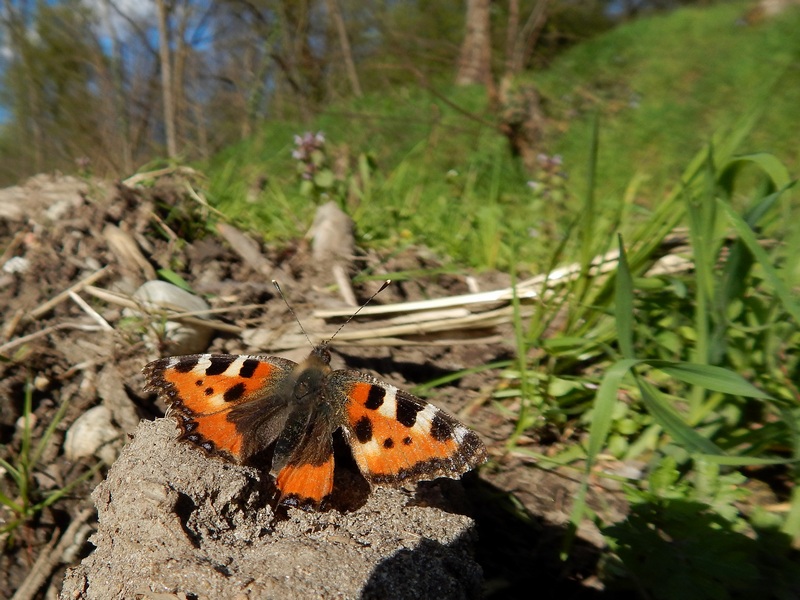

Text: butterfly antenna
xmin=272 ymin=280 xmax=314 ymax=348
xmin=329 ymin=279 xmax=391 ymax=343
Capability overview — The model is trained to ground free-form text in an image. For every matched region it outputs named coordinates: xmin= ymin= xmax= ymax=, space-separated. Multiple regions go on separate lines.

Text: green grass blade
xmin=579 ymin=114 xmax=599 ymax=274
xmin=648 ymin=361 xmax=772 ymax=399
xmin=0 ymin=517 xmax=24 ymax=535
xmin=33 ymin=461 xmax=104 ymax=513
xmin=0 ymin=457 xmax=21 ymax=481
xmin=615 ymin=235 xmax=635 ymax=360
xmin=565 ymin=358 xmax=641 ymax=557
xmin=636 ymin=378 xmax=724 ymax=455
xmin=0 ymin=488 xmax=23 ymax=514
xmin=20 ymin=379 xmax=33 ymax=465
xmin=700 ymin=455 xmax=795 ymax=466
xmin=411 ymin=360 xmax=512 ymax=394
xmin=720 ymin=152 xmax=793 ymax=192
xmin=718 ymin=195 xmax=800 ymax=324
xmin=586 ymin=359 xmax=642 ymax=459
xmin=31 ymin=395 xmax=71 ymax=468
xmin=510 ymin=275 xmax=534 ymax=444
xmin=783 ymin=487 xmax=800 ymax=544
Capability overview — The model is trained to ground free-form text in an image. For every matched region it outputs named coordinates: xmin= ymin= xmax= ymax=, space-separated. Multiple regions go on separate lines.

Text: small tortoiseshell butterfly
xmin=142 ymin=343 xmax=486 ymax=507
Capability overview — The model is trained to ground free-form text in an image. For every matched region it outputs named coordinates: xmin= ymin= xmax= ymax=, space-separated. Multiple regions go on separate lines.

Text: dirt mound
xmin=60 ymin=418 xmax=482 ymax=599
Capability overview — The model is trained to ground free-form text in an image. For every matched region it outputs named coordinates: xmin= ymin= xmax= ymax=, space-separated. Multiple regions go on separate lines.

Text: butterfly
xmin=142 ymin=344 xmax=487 ymax=508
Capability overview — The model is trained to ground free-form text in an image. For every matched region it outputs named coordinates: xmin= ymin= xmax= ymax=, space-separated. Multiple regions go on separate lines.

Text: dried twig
xmin=82 ymin=285 xmax=242 ymax=334
xmin=68 ymin=291 xmax=113 ymax=331
xmin=29 ymin=267 xmax=110 ymax=320
xmin=121 ymin=165 xmax=203 ymax=187
xmin=0 ymin=230 xmax=27 ymax=266
xmin=333 ymin=264 xmax=357 ymax=307
xmin=275 ymin=244 xmax=695 ymax=351
xmin=216 ymin=223 xmax=273 ymax=274
xmin=268 ymin=303 xmax=531 ymax=350
xmin=314 ymin=245 xmax=694 ymax=320
xmin=11 ymin=508 xmax=94 ymax=600
xmin=0 ymin=323 xmax=108 ymax=356
xmin=103 ymin=224 xmax=157 ymax=281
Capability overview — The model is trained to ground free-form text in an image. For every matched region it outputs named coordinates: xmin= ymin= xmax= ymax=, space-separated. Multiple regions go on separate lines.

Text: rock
xmin=0 ymin=174 xmax=88 ymax=223
xmin=61 ymin=419 xmax=482 ymax=599
xmin=307 ymin=201 xmax=355 ymax=264
xmin=131 ymin=280 xmax=213 ymax=355
xmin=64 ymin=405 xmax=120 ymax=464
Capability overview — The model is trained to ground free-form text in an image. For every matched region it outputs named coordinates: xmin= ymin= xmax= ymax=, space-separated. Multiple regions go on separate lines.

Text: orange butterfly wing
xmin=331 ymin=372 xmax=487 ymax=485
xmin=270 ymin=411 xmax=336 ymax=506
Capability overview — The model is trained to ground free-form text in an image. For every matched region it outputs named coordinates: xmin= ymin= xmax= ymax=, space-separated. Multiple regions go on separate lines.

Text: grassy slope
xmin=536 ymin=1 xmax=800 ymax=204
xmin=206 ymin=1 xmax=800 ymax=270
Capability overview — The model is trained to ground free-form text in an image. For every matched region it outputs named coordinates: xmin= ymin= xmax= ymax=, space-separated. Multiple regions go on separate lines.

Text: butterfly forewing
xmin=143 ymin=354 xmax=297 ymax=460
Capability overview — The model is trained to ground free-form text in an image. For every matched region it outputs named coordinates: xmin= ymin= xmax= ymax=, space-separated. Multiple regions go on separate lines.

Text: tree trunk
xmin=325 ymin=0 xmax=362 ymax=97
xmin=156 ymin=0 xmax=178 ymax=159
xmin=98 ymin=0 xmax=133 ymax=174
xmin=2 ymin=0 xmax=45 ymax=172
xmin=505 ymin=0 xmax=520 ymax=75
xmin=498 ymin=0 xmax=550 ymax=172
xmin=509 ymin=0 xmax=550 ymax=75
xmin=456 ymin=0 xmax=493 ymax=87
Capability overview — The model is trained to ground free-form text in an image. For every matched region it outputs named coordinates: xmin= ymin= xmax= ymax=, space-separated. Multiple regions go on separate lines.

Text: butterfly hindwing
xmin=270 ymin=406 xmax=337 ymax=506
xmin=143 ymin=354 xmax=298 ymax=460
xmin=331 ymin=371 xmax=487 ymax=486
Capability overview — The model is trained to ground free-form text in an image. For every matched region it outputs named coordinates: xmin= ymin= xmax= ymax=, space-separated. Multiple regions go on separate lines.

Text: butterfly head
xmin=294 ymin=346 xmax=332 ymax=401
xmin=310 ymin=343 xmax=332 ymax=366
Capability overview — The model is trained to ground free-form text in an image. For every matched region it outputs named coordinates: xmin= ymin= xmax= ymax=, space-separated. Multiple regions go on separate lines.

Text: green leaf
xmin=314 ymin=169 xmax=335 ymax=188
xmin=567 ymin=358 xmax=642 ymax=547
xmin=587 ymin=358 xmax=642 ymax=459
xmin=157 ymin=269 xmax=193 ymax=292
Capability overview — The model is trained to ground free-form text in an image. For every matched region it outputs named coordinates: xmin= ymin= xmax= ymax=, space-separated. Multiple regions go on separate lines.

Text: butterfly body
xmin=143 ymin=345 xmax=486 ymax=507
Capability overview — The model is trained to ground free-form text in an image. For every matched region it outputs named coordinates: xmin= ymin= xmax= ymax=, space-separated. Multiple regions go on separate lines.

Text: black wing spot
xmin=429 ymin=413 xmax=453 ymax=442
xmin=383 ymin=438 xmax=395 ymax=449
xmin=223 ymin=382 xmax=246 ymax=402
xmin=206 ymin=356 xmax=236 ymax=376
xmin=175 ymin=357 xmax=199 ymax=373
xmin=396 ymin=396 xmax=423 ymax=427
xmin=195 ymin=379 xmax=203 ymax=386
xmin=365 ymin=386 xmax=386 ymax=410
xmin=402 ymin=436 xmax=413 ymax=446
xmin=355 ymin=416 xmax=373 ymax=443
xmin=204 ymin=387 xmax=214 ymax=396
xmin=239 ymin=359 xmax=259 ymax=378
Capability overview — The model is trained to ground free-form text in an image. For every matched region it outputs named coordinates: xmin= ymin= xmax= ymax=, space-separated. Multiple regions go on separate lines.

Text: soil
xmin=0 ymin=174 xmax=626 ymax=599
